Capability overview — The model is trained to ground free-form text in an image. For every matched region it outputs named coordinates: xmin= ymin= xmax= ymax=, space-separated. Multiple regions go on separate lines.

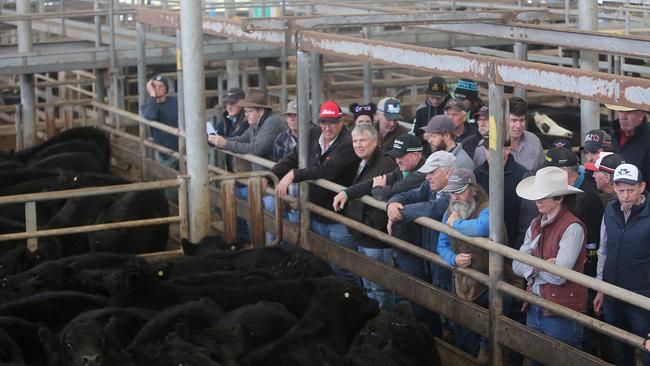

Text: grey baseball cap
xmin=420 ymin=115 xmax=455 ymax=134
xmin=442 ymin=168 xmax=476 ymax=193
xmin=418 ymin=151 xmax=456 ymax=174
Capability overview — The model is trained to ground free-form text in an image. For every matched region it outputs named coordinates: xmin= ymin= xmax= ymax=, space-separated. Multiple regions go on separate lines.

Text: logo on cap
xmin=618 ymin=168 xmax=632 ymax=177
xmin=386 ymin=103 xmax=400 ymax=114
xmin=585 ymin=133 xmax=600 ymax=142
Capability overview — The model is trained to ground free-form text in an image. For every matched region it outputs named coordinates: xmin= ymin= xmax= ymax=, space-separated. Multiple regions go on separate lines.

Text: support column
xmin=487 ymin=82 xmax=506 ymax=366
xmin=18 ymin=0 xmax=36 ymax=147
xmin=180 ymin=0 xmax=210 ymax=243
xmin=362 ymin=27 xmax=372 ymax=104
xmin=513 ymin=42 xmax=528 ymax=100
xmin=578 ymin=0 xmax=600 ymax=142
xmin=94 ymin=0 xmax=102 ymax=46
xmin=258 ymin=60 xmax=267 ymax=92
xmin=225 ymin=0 xmax=239 ymax=90
xmin=297 ymin=50 xmax=311 ymax=250
xmin=176 ymin=28 xmax=187 ymax=175
xmin=279 ymin=0 xmax=287 ymax=114
xmin=310 ymin=52 xmax=322 ymax=124
xmin=108 ymin=0 xmax=120 ymax=125
xmin=95 ymin=69 xmax=106 ymax=125
xmin=137 ymin=15 xmax=148 ymax=181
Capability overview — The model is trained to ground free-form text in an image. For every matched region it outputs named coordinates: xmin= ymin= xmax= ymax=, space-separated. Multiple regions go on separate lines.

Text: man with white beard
xmin=436 ymin=168 xmax=491 ymax=364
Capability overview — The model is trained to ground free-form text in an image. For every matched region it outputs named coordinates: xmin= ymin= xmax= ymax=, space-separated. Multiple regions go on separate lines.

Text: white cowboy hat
xmin=516 ymin=166 xmax=583 ymax=201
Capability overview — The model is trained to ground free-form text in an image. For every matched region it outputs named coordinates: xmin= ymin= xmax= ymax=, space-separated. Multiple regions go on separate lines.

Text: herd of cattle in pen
xmin=0 ymin=127 xmax=440 ymax=366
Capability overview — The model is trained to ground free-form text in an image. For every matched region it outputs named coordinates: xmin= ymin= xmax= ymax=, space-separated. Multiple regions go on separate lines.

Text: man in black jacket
xmin=413 ymin=76 xmax=451 ymax=152
xmin=606 ymin=103 xmax=650 ymax=187
xmin=210 ymin=88 xmax=249 ymax=171
xmin=332 ymin=124 xmax=397 ymax=309
xmin=270 ymin=100 xmax=361 ymax=285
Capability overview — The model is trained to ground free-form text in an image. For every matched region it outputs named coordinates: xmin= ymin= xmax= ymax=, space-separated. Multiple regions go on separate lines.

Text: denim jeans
xmin=453 ymin=291 xmax=490 ymax=356
xmin=526 ymin=304 xmax=583 ymax=366
xmin=357 ymin=246 xmax=395 ymax=310
xmin=604 ymin=296 xmax=650 ymax=366
xmin=154 ymin=151 xmax=179 ymax=202
xmin=235 ymin=185 xmax=249 ymax=242
xmin=310 ymin=217 xmax=361 ymax=286
xmin=262 ymin=194 xmax=300 ymax=246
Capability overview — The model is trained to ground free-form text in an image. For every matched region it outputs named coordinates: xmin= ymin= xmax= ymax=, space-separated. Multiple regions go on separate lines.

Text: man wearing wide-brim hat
xmin=512 ymin=166 xmax=587 ymax=354
xmin=606 ymin=103 xmax=650 ymax=187
xmin=208 ymin=88 xmax=286 ymax=167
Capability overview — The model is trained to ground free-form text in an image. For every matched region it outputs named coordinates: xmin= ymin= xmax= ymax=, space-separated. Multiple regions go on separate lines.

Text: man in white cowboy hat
xmin=512 ymin=166 xmax=587 ymax=359
xmin=592 ymin=163 xmax=650 ymax=366
xmin=606 ymin=103 xmax=650 ymax=187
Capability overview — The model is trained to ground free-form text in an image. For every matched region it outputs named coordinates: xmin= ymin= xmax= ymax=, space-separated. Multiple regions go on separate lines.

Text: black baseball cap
xmin=544 ymin=147 xmax=578 ymax=167
xmin=426 ymin=76 xmax=449 ymax=97
xmin=387 ymin=134 xmax=423 ymax=157
xmin=581 ymin=129 xmax=613 ymax=153
xmin=152 ymin=74 xmax=169 ymax=92
xmin=223 ymin=88 xmax=246 ymax=104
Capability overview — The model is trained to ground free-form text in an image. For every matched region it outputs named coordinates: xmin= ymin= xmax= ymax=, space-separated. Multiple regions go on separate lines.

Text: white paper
xmin=206 ymin=122 xmax=217 ymax=135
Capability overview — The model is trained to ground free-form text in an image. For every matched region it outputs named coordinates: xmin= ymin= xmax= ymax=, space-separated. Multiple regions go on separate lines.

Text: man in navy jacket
xmin=607 ymin=103 xmax=650 ymax=187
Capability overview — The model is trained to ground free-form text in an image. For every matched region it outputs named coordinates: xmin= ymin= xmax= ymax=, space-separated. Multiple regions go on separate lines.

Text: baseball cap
xmin=454 ymin=79 xmax=479 ymax=101
xmin=605 ymin=104 xmax=640 ymax=112
xmin=551 ymin=139 xmax=571 ymax=149
xmin=426 ymin=76 xmax=449 ymax=96
xmin=152 ymin=74 xmax=169 ymax=92
xmin=473 ymin=106 xmax=489 ymax=119
xmin=377 ymin=97 xmax=404 ymax=121
xmin=581 ymin=129 xmax=612 ymax=153
xmin=442 ymin=168 xmax=476 ymax=193
xmin=613 ymin=163 xmax=643 ymax=185
xmin=223 ymin=88 xmax=245 ymax=104
xmin=417 ymin=151 xmax=456 ymax=174
xmin=544 ymin=147 xmax=578 ymax=168
xmin=420 ymin=115 xmax=455 ymax=134
xmin=285 ymin=100 xmax=297 ymax=115
xmin=445 ymin=98 xmax=469 ymax=113
xmin=387 ymin=134 xmax=423 ymax=158
xmin=584 ymin=152 xmax=624 ymax=174
xmin=319 ymin=100 xmax=342 ymax=122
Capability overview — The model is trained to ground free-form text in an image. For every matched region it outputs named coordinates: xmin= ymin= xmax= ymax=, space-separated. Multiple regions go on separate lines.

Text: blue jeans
xmin=310 ymin=217 xmax=360 ymax=286
xmin=262 ymin=195 xmax=300 ymax=246
xmin=154 ymin=151 xmax=179 ymax=202
xmin=453 ymin=291 xmax=489 ymax=356
xmin=527 ymin=304 xmax=583 ymax=366
xmin=236 ymin=185 xmax=249 ymax=242
xmin=357 ymin=246 xmax=395 ymax=310
xmin=604 ymin=296 xmax=650 ymax=366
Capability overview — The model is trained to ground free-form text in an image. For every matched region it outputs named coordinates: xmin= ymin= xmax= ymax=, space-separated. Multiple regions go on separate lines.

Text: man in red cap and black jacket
xmin=270 ymin=100 xmax=361 ymax=284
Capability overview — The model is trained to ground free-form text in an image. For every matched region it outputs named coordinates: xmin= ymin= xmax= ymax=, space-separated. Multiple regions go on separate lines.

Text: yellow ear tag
xmin=344 ymin=292 xmax=350 ymax=298
xmin=157 ymin=270 xmax=164 ymax=277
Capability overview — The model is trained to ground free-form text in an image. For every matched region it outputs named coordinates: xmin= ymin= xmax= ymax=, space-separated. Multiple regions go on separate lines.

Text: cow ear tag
xmin=157 ymin=270 xmax=165 ymax=277
xmin=344 ymin=292 xmax=350 ymax=298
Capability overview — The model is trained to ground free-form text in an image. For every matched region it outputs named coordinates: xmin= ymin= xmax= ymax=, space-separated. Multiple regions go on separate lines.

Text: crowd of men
xmin=142 ymin=73 xmax=650 ymax=366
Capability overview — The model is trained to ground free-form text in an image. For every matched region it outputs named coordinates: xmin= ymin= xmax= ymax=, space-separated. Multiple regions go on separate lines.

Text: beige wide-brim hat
xmin=238 ymin=88 xmax=272 ymax=109
xmin=516 ymin=166 xmax=583 ymax=201
xmin=605 ymin=104 xmax=639 ymax=112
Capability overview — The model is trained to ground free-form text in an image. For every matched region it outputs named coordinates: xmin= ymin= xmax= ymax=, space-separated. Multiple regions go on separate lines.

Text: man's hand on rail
xmin=276 ymin=170 xmax=294 ymax=198
xmin=455 ymin=253 xmax=472 ymax=268
xmin=372 ymin=175 xmax=387 ymax=187
xmin=387 ymin=219 xmax=394 ymax=236
xmin=208 ymin=134 xmax=227 ymax=148
xmin=332 ymin=191 xmax=348 ymax=212
xmin=261 ymin=178 xmax=269 ymax=193
xmin=593 ymin=291 xmax=604 ymax=316
xmin=386 ymin=202 xmax=404 ymax=221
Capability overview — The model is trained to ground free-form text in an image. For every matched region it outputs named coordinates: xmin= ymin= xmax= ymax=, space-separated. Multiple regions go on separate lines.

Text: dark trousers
xmin=604 ymin=296 xmax=650 ymax=366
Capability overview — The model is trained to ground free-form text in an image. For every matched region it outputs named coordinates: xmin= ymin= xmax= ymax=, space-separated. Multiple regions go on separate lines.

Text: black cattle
xmin=26 ymin=152 xmax=104 ymax=174
xmin=130 ymin=298 xmax=223 ymax=347
xmin=0 ymin=328 xmax=24 ymax=364
xmin=25 ymin=140 xmax=108 ymax=173
xmin=0 ymin=246 xmax=40 ymax=278
xmin=240 ymin=277 xmax=380 ymax=366
xmin=14 ymin=127 xmax=110 ymax=171
xmin=128 ymin=332 xmax=222 ymax=366
xmin=149 ymin=256 xmax=234 ymax=280
xmin=169 ymin=269 xmax=273 ymax=288
xmin=352 ymin=314 xmax=440 ymax=366
xmin=181 ymin=236 xmax=247 ymax=256
xmin=0 ymin=161 xmax=24 ymax=173
xmin=88 ymin=190 xmax=169 ymax=254
xmin=0 ymin=169 xmax=60 ymax=190
xmin=0 ymin=316 xmax=47 ymax=366
xmin=44 ymin=307 xmax=154 ymax=366
xmin=0 ymin=291 xmax=107 ymax=330
xmin=199 ymin=301 xmax=298 ymax=364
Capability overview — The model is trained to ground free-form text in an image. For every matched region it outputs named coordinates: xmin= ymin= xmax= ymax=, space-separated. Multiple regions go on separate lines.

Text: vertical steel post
xmin=95 ymin=69 xmax=106 ymax=126
xmin=225 ymin=0 xmax=239 ymax=90
xmin=176 ymin=28 xmax=187 ymax=175
xmin=17 ymin=0 xmax=36 ymax=147
xmin=487 ymin=82 xmax=506 ymax=366
xmin=178 ymin=176 xmax=190 ymax=241
xmin=310 ymin=52 xmax=322 ymax=125
xmin=578 ymin=0 xmax=599 ymax=146
xmin=297 ymin=50 xmax=311 ymax=250
xmin=25 ymin=202 xmax=38 ymax=251
xmin=362 ymin=27 xmax=372 ymax=104
xmin=108 ymin=0 xmax=119 ymax=126
xmin=15 ymin=105 xmax=23 ymax=150
xmin=45 ymin=86 xmax=55 ymax=138
xmin=513 ymin=42 xmax=528 ymax=100
xmin=279 ymin=0 xmax=287 ymax=114
xmin=180 ymin=0 xmax=210 ymax=243
xmin=94 ymin=0 xmax=102 ymax=46
xmin=137 ymin=13 xmax=148 ymax=181
xmin=565 ymin=0 xmax=570 ymax=25
xmin=258 ymin=60 xmax=267 ymax=92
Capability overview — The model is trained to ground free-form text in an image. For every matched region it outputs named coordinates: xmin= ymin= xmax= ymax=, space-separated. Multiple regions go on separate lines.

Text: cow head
xmin=57 ymin=318 xmax=130 ymax=366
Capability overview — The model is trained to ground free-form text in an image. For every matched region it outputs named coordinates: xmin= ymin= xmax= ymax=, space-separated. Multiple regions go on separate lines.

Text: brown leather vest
xmin=529 ymin=207 xmax=588 ymax=315
xmin=450 ymin=191 xmax=490 ymax=302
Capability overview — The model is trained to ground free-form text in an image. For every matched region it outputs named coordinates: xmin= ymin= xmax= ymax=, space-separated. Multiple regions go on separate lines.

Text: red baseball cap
xmin=319 ymin=100 xmax=342 ymax=122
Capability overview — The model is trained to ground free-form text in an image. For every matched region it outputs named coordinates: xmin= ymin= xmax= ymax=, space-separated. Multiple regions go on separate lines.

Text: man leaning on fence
xmin=269 ymin=100 xmax=361 ymax=285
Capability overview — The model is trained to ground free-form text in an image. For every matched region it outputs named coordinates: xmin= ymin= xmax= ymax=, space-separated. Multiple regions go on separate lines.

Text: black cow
xmin=149 ymin=255 xmax=234 ymax=280
xmin=0 ymin=246 xmax=41 ymax=278
xmin=0 ymin=316 xmax=48 ymax=366
xmin=25 ymin=140 xmax=108 ymax=173
xmin=169 ymin=269 xmax=273 ymax=288
xmin=199 ymin=301 xmax=298 ymax=364
xmin=240 ymin=277 xmax=380 ymax=366
xmin=26 ymin=152 xmax=104 ymax=174
xmin=130 ymin=298 xmax=223 ymax=347
xmin=0 ymin=328 xmax=24 ymax=364
xmin=128 ymin=332 xmax=222 ymax=366
xmin=44 ymin=307 xmax=154 ymax=366
xmin=88 ymin=190 xmax=169 ymax=254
